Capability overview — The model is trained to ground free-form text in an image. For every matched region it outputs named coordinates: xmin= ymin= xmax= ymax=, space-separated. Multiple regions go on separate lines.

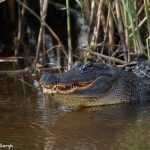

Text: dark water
xmin=0 ymin=76 xmax=150 ymax=150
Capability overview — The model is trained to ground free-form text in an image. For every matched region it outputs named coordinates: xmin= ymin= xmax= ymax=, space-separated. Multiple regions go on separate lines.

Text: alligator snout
xmin=40 ymin=73 xmax=58 ymax=83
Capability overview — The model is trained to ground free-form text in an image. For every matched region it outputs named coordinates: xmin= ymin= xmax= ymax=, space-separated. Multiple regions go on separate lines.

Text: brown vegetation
xmin=0 ymin=0 xmax=150 ymax=73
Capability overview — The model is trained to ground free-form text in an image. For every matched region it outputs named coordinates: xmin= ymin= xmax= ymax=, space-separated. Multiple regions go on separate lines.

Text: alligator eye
xmin=82 ymin=61 xmax=94 ymax=71
xmin=86 ymin=62 xmax=93 ymax=68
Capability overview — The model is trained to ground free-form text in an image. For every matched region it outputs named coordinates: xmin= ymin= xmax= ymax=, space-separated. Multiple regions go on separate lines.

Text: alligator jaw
xmin=41 ymin=78 xmax=97 ymax=95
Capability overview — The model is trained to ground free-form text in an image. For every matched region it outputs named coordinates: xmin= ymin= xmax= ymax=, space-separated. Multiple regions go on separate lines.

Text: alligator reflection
xmin=0 ymin=76 xmax=150 ymax=150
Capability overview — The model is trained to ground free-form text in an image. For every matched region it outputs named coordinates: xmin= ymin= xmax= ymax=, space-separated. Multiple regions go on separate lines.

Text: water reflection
xmin=0 ymin=76 xmax=150 ymax=150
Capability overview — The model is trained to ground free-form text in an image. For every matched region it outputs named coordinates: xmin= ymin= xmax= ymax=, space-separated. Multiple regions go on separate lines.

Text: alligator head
xmin=40 ymin=61 xmax=133 ymax=106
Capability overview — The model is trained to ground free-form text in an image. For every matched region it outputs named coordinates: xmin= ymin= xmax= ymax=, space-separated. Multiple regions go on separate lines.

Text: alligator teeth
xmin=42 ymin=78 xmax=98 ymax=94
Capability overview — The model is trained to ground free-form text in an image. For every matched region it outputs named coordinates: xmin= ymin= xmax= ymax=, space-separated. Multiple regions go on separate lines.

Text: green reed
xmin=144 ymin=0 xmax=150 ymax=59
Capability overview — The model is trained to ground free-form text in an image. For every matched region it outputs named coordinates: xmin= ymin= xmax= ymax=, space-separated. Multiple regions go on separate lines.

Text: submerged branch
xmin=18 ymin=78 xmax=35 ymax=89
xmin=0 ymin=69 xmax=30 ymax=75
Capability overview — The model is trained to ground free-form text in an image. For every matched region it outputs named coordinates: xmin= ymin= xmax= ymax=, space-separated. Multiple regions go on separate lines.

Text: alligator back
xmin=128 ymin=61 xmax=150 ymax=101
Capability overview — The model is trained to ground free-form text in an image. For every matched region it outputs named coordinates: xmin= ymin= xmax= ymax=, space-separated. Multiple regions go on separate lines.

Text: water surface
xmin=0 ymin=75 xmax=150 ymax=150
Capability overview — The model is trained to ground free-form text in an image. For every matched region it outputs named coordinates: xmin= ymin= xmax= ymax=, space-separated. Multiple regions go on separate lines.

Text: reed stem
xmin=66 ymin=0 xmax=72 ymax=70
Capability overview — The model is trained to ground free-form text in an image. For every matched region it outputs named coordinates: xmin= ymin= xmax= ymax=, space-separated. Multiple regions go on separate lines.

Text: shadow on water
xmin=0 ymin=74 xmax=150 ymax=150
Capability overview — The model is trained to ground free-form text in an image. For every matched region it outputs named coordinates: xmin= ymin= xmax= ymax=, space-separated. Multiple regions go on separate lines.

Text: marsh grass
xmin=85 ymin=0 xmax=150 ymax=63
xmin=1 ymin=0 xmax=150 ymax=69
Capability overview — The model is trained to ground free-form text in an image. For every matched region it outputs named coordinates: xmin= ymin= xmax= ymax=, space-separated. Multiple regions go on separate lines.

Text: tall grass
xmin=84 ymin=0 xmax=150 ymax=63
xmin=12 ymin=0 xmax=150 ymax=67
xmin=144 ymin=0 xmax=150 ymax=59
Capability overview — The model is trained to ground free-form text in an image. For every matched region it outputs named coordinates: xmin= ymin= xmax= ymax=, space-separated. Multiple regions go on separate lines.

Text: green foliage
xmin=75 ymin=0 xmax=83 ymax=8
xmin=121 ymin=0 xmax=144 ymax=53
xmin=144 ymin=0 xmax=150 ymax=59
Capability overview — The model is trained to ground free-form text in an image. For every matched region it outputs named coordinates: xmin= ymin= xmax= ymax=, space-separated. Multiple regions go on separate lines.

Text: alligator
xmin=40 ymin=61 xmax=150 ymax=107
